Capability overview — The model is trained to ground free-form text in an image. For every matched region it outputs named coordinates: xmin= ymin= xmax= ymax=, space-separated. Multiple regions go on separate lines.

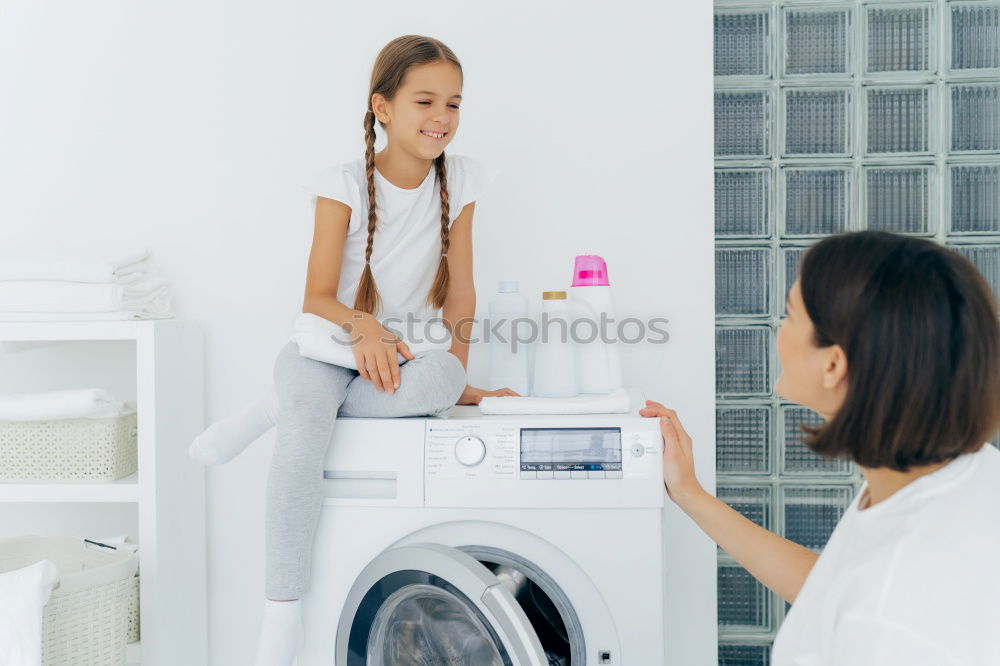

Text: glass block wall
xmin=714 ymin=1 xmax=1000 ymax=662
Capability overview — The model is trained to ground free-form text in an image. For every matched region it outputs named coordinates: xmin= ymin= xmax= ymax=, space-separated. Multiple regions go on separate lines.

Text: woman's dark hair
xmin=799 ymin=231 xmax=1000 ymax=471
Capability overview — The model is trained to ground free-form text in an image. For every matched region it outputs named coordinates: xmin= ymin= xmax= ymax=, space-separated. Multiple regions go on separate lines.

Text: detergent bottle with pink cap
xmin=569 ymin=255 xmax=623 ymax=394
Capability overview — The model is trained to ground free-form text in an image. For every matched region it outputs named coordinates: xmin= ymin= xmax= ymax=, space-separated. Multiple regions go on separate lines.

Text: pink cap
xmin=571 ymin=255 xmax=611 ymax=287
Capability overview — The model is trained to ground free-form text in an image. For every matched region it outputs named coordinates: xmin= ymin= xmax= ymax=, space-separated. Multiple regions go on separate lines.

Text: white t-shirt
xmin=303 ymin=154 xmax=497 ymax=322
xmin=771 ymin=444 xmax=1000 ymax=666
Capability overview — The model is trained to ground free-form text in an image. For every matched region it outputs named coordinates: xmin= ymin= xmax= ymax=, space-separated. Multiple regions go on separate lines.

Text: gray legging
xmin=266 ymin=340 xmax=467 ymax=600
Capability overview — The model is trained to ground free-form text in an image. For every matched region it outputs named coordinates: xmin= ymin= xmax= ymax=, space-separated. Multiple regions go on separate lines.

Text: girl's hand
xmin=457 ymin=385 xmax=520 ymax=405
xmin=346 ymin=313 xmax=415 ymax=394
xmin=639 ymin=400 xmax=704 ymax=505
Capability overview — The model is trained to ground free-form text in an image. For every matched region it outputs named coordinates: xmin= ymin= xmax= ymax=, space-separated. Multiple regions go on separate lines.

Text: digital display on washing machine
xmin=519 ymin=427 xmax=622 ymax=472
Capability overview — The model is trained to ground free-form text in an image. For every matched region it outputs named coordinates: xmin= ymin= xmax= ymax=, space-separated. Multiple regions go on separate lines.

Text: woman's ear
xmin=822 ymin=344 xmax=849 ymax=391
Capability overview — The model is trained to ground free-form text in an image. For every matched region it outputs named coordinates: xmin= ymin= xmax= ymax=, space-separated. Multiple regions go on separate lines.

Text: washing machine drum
xmin=336 ymin=544 xmax=552 ymax=666
xmin=368 ymin=582 xmax=507 ymax=665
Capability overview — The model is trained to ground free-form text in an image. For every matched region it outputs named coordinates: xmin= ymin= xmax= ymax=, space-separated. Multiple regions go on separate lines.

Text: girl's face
xmin=775 ymin=280 xmax=849 ymax=418
xmin=375 ymin=61 xmax=462 ymax=161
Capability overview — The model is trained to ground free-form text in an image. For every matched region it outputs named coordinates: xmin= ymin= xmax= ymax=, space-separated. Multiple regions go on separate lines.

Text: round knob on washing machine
xmin=455 ymin=435 xmax=487 ymax=467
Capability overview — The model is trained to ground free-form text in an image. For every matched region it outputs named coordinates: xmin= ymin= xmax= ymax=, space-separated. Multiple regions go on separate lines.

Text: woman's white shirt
xmin=302 ymin=154 xmax=496 ymax=322
xmin=771 ymin=444 xmax=1000 ymax=665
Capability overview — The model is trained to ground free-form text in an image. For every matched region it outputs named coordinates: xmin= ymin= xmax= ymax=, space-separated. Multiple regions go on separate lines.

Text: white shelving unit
xmin=0 ymin=319 xmax=207 ymax=666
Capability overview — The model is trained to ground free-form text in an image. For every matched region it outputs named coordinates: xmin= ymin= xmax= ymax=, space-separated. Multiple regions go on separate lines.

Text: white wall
xmin=0 ymin=1 xmax=715 ymax=663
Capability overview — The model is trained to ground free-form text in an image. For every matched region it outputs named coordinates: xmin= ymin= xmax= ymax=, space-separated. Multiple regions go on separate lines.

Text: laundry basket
xmin=0 ymin=406 xmax=137 ymax=482
xmin=0 ymin=536 xmax=137 ymax=666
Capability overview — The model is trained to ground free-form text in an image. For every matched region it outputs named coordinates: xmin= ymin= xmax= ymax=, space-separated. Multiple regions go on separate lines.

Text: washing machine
xmin=299 ymin=390 xmax=666 ymax=665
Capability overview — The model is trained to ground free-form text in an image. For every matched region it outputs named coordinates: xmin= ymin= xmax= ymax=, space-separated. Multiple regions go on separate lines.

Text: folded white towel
xmin=292 ymin=312 xmax=452 ymax=370
xmin=479 ymin=387 xmax=631 ymax=415
xmin=0 ymin=275 xmax=171 ymax=316
xmin=0 ymin=249 xmax=151 ymax=283
xmin=0 ymin=389 xmax=127 ymax=421
xmin=0 ymin=559 xmax=58 ymax=666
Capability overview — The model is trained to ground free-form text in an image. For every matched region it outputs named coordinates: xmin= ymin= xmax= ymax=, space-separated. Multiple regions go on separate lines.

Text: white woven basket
xmin=0 ymin=536 xmax=137 ymax=666
xmin=0 ymin=407 xmax=137 ymax=482
xmin=127 ymin=575 xmax=140 ymax=643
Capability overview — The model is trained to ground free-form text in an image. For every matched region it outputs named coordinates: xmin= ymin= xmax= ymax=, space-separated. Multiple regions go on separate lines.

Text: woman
xmin=641 ymin=231 xmax=1000 ymax=665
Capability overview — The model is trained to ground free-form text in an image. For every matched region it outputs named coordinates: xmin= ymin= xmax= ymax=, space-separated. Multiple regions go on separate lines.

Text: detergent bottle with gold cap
xmin=531 ymin=291 xmax=580 ymax=397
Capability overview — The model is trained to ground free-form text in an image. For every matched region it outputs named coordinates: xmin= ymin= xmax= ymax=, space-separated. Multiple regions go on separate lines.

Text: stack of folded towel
xmin=0 ymin=389 xmax=130 ymax=421
xmin=0 ymin=248 xmax=172 ymax=321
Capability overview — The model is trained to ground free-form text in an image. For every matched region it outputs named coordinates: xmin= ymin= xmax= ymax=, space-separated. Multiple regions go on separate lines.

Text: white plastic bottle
xmin=488 ymin=280 xmax=530 ymax=396
xmin=532 ymin=291 xmax=580 ymax=398
xmin=568 ymin=255 xmax=623 ymax=394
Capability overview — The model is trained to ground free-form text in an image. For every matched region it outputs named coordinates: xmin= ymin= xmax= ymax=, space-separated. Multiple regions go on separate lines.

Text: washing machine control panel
xmin=424 ymin=418 xmax=663 ymax=507
xmin=425 ymin=421 xmax=660 ymax=481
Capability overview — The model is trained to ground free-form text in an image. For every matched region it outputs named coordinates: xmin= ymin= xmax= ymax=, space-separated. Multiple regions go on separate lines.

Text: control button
xmin=606 ymin=471 xmax=623 ymax=479
xmin=554 ymin=471 xmax=571 ymax=480
xmin=630 ymin=443 xmax=645 ymax=458
xmin=588 ymin=471 xmax=606 ymax=480
xmin=455 ymin=436 xmax=487 ymax=467
xmin=537 ymin=470 xmax=554 ymax=480
xmin=520 ymin=471 xmax=537 ymax=480
xmin=571 ymin=471 xmax=588 ymax=480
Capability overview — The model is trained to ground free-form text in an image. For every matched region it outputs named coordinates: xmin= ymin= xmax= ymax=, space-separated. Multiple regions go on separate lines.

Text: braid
xmin=354 ymin=109 xmax=382 ymax=316
xmin=427 ymin=153 xmax=451 ymax=310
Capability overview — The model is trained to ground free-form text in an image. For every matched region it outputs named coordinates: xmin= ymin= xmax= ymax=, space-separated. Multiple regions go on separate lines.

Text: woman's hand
xmin=641 ymin=401 xmax=819 ymax=605
xmin=457 ymin=385 xmax=521 ymax=405
xmin=345 ymin=313 xmax=414 ymax=394
xmin=639 ymin=400 xmax=704 ymax=505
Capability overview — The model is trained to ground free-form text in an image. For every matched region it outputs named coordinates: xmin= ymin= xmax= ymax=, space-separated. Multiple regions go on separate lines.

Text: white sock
xmin=253 ymin=598 xmax=304 ymax=666
xmin=188 ymin=386 xmax=280 ymax=465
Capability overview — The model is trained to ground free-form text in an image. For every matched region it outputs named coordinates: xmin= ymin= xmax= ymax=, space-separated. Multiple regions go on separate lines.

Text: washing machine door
xmin=335 ymin=543 xmax=549 ymax=666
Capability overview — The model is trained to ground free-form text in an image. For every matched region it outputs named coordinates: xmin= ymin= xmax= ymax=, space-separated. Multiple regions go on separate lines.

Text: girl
xmin=194 ymin=35 xmax=518 ymax=666
xmin=642 ymin=231 xmax=1000 ymax=665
